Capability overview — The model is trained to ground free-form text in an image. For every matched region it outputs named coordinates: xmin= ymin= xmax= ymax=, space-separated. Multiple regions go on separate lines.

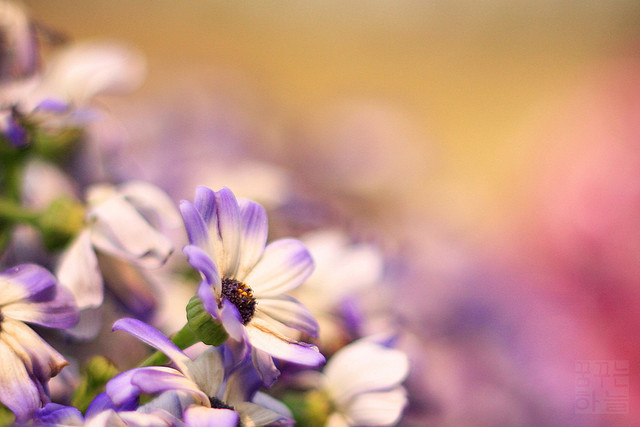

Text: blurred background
xmin=22 ymin=1 xmax=640 ymax=426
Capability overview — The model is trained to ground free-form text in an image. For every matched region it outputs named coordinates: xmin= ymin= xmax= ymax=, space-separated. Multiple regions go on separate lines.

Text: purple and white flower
xmin=180 ymin=186 xmax=324 ymax=384
xmin=299 ymin=336 xmax=410 ymax=426
xmin=56 ymin=181 xmax=180 ymax=338
xmin=0 ymin=264 xmax=78 ymax=421
xmin=106 ymin=318 xmax=294 ymax=426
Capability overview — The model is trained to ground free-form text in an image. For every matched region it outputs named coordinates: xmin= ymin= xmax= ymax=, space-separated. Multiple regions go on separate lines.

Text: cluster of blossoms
xmin=0 ymin=2 xmax=410 ymax=426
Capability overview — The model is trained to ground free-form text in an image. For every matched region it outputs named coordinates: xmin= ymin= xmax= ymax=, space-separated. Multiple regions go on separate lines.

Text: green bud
xmin=186 ymin=295 xmax=229 ymax=346
xmin=283 ymin=390 xmax=332 ymax=426
xmin=38 ymin=196 xmax=86 ymax=251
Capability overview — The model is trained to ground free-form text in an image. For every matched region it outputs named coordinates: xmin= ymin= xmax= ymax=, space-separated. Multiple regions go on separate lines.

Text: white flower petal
xmin=235 ymin=199 xmax=268 ymax=282
xmin=256 ymin=296 xmax=319 ymax=337
xmin=89 ymin=194 xmax=173 ymax=268
xmin=325 ymin=412 xmax=350 ymax=427
xmin=213 ymin=188 xmax=242 ymax=278
xmin=324 ymin=341 xmax=409 ymax=405
xmin=56 ymin=229 xmax=103 ymax=308
xmin=245 ymin=239 xmax=314 ymax=297
xmin=184 ymin=349 xmax=225 ymax=399
xmin=236 ymin=401 xmax=293 ymax=427
xmin=246 ymin=318 xmax=324 ymax=367
xmin=118 ymin=181 xmax=182 ymax=230
xmin=342 ymin=387 xmax=408 ymax=426
xmin=184 ymin=406 xmax=239 ymax=427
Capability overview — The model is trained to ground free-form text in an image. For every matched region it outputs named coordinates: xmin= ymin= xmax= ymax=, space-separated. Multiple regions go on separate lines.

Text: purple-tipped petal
xmin=130 ymin=368 xmax=209 ymax=405
xmin=197 ymin=280 xmax=220 ymax=319
xmin=193 ymin=186 xmax=217 ymax=224
xmin=34 ymin=403 xmax=84 ymax=425
xmin=184 ymin=245 xmax=221 ymax=296
xmin=0 ymin=264 xmax=57 ymax=305
xmin=184 ymin=406 xmax=239 ymax=427
xmin=256 ymin=296 xmax=319 ymax=337
xmin=0 ymin=338 xmax=41 ymax=421
xmin=1 ymin=319 xmax=69 ymax=383
xmin=220 ymin=301 xmax=249 ymax=346
xmin=251 ymin=348 xmax=280 ymax=388
xmin=112 ymin=318 xmax=189 ymax=372
xmin=85 ymin=392 xmax=116 ymax=418
xmin=236 ymin=199 xmax=268 ymax=282
xmin=106 ymin=367 xmax=176 ymax=407
xmin=180 ymin=199 xmax=211 ymax=249
xmin=247 ymin=318 xmax=325 ymax=367
xmin=245 ymin=239 xmax=314 ymax=298
xmin=2 ymin=283 xmax=78 ymax=329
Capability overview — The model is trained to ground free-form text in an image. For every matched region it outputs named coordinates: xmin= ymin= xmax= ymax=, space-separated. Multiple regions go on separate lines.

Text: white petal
xmin=256 ymin=296 xmax=319 ymax=337
xmin=323 ymin=341 xmax=409 ymax=405
xmin=245 ymin=239 xmax=313 ymax=298
xmin=56 ymin=229 xmax=103 ymax=308
xmin=325 ymin=412 xmax=350 ymax=427
xmin=89 ymin=194 xmax=173 ymax=268
xmin=184 ymin=406 xmax=239 ymax=427
xmin=246 ymin=318 xmax=324 ymax=367
xmin=342 ymin=387 xmax=408 ymax=426
xmin=212 ymin=188 xmax=242 ymax=278
xmin=184 ymin=349 xmax=225 ymax=399
xmin=236 ymin=401 xmax=293 ymax=427
xmin=117 ymin=181 xmax=182 ymax=230
xmin=235 ymin=199 xmax=268 ymax=282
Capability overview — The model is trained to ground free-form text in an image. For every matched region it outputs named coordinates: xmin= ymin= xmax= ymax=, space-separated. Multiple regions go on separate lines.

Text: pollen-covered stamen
xmin=220 ymin=277 xmax=256 ymax=325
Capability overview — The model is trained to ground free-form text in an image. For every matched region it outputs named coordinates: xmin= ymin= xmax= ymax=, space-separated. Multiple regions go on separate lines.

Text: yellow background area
xmin=23 ymin=0 xmax=640 ymax=242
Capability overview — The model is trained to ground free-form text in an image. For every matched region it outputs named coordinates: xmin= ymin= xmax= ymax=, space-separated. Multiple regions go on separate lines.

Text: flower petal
xmin=2 ymin=283 xmax=78 ymax=329
xmin=184 ymin=349 xmax=225 ymax=399
xmin=35 ymin=403 xmax=84 ymax=425
xmin=180 ymin=199 xmax=211 ymax=250
xmin=245 ymin=239 xmax=314 ymax=297
xmin=56 ymin=230 xmax=104 ymax=309
xmin=1 ymin=318 xmax=68 ymax=383
xmin=112 ymin=318 xmax=190 ymax=373
xmin=184 ymin=406 xmax=239 ymax=427
xmin=236 ymin=401 xmax=294 ymax=427
xmin=0 ymin=338 xmax=41 ymax=421
xmin=131 ymin=368 xmax=208 ymax=406
xmin=323 ymin=341 xmax=409 ymax=405
xmin=342 ymin=387 xmax=408 ymax=426
xmin=235 ymin=199 xmax=268 ymax=282
xmin=185 ymin=245 xmax=221 ymax=297
xmin=89 ymin=194 xmax=173 ymax=268
xmin=212 ymin=187 xmax=242 ymax=278
xmin=250 ymin=348 xmax=280 ymax=388
xmin=118 ymin=181 xmax=182 ymax=230
xmin=0 ymin=263 xmax=58 ymax=305
xmin=106 ymin=367 xmax=178 ymax=407
xmin=256 ymin=296 xmax=319 ymax=337
xmin=246 ymin=318 xmax=324 ymax=367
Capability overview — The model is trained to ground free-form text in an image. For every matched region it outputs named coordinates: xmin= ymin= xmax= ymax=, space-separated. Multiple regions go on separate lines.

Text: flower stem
xmin=0 ymin=199 xmax=39 ymax=226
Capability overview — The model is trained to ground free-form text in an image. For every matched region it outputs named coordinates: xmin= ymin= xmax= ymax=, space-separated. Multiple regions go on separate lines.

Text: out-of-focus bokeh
xmin=22 ymin=1 xmax=640 ymax=425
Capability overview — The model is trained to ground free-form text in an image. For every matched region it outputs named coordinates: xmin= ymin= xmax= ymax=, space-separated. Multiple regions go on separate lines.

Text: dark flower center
xmin=209 ymin=396 xmax=235 ymax=410
xmin=220 ymin=278 xmax=256 ymax=325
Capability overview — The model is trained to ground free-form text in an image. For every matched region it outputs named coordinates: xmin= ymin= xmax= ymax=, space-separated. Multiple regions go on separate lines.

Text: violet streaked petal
xmin=251 ymin=348 xmax=280 ymax=388
xmin=0 ymin=263 xmax=57 ymax=305
xmin=33 ymin=98 xmax=70 ymax=113
xmin=112 ymin=318 xmax=190 ymax=373
xmin=130 ymin=368 xmax=208 ymax=406
xmin=184 ymin=406 xmax=239 ymax=427
xmin=2 ymin=283 xmax=78 ymax=329
xmin=85 ymin=392 xmax=116 ymax=418
xmin=180 ymin=200 xmax=210 ymax=249
xmin=246 ymin=318 xmax=325 ymax=367
xmin=184 ymin=245 xmax=221 ymax=297
xmin=220 ymin=300 xmax=248 ymax=344
xmin=1 ymin=319 xmax=68 ymax=383
xmin=197 ymin=280 xmax=220 ymax=319
xmin=106 ymin=367 xmax=175 ymax=407
xmin=255 ymin=296 xmax=319 ymax=337
xmin=193 ymin=186 xmax=216 ymax=225
xmin=35 ymin=403 xmax=84 ymax=425
xmin=235 ymin=199 xmax=268 ymax=282
xmin=0 ymin=339 xmax=40 ymax=421
xmin=245 ymin=239 xmax=314 ymax=298
xmin=213 ymin=187 xmax=242 ymax=278
xmin=56 ymin=230 xmax=104 ymax=309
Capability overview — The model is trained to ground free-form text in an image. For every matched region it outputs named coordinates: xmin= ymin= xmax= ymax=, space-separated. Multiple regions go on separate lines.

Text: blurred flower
xmin=181 ymin=186 xmax=324 ymax=385
xmin=107 ymin=318 xmax=294 ymax=426
xmin=0 ymin=263 xmax=78 ymax=421
xmin=56 ymin=181 xmax=180 ymax=338
xmin=0 ymin=39 xmax=145 ymax=146
xmin=0 ymin=1 xmax=39 ymax=81
xmin=294 ymin=336 xmax=409 ymax=426
xmin=292 ymin=229 xmax=386 ymax=352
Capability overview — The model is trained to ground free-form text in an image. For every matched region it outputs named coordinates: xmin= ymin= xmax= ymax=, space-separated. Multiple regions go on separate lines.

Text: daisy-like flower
xmin=0 ymin=263 xmax=78 ymax=421
xmin=105 ymin=318 xmax=294 ymax=426
xmin=56 ymin=181 xmax=180 ymax=338
xmin=180 ymin=186 xmax=324 ymax=384
xmin=296 ymin=336 xmax=410 ymax=426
